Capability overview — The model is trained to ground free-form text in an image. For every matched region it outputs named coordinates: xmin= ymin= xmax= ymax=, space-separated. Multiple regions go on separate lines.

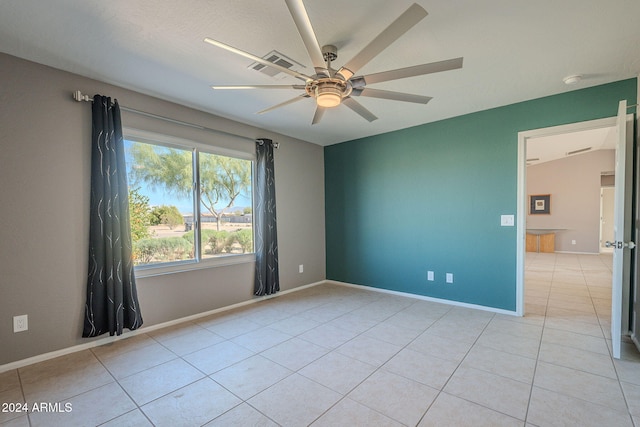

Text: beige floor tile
xmin=541 ymin=328 xmax=609 ymax=355
xmin=97 ymin=341 xmax=177 ymax=379
xmin=543 ymin=317 xmax=603 ymax=337
xmin=298 ymin=323 xmax=360 ymax=349
xmin=348 ymin=370 xmax=438 ymax=426
xmin=538 ymin=342 xmax=616 ymax=378
xmin=141 ymin=378 xmax=241 ymax=426
xmin=0 ymin=387 xmax=25 ymax=424
xmin=476 ymin=330 xmax=540 ymax=359
xmin=363 ymin=321 xmax=423 ymax=346
xmin=400 ymin=300 xmax=452 ymax=319
xmin=544 ymin=306 xmax=599 ymax=323
xmin=0 ymin=415 xmax=29 ymax=427
xmin=336 ymin=335 xmax=402 ymax=367
xmin=444 ymin=366 xmax=530 ymax=420
xmin=211 ymin=355 xmax=292 ymax=400
xmin=90 ymin=333 xmax=156 ymax=359
xmin=408 ymin=330 xmax=473 ymax=363
xmin=621 ymin=381 xmax=640 ymax=417
xmin=382 ymin=310 xmax=438 ymax=331
xmin=527 ymin=386 xmax=632 ymax=427
xmin=311 ymin=397 xmax=403 ymax=427
xmin=382 ymin=348 xmax=458 ymax=390
xmin=260 ymin=337 xmax=328 ymax=371
xmin=19 ymin=350 xmax=113 ymax=404
xmin=424 ymin=319 xmax=485 ymax=344
xmin=203 ymin=317 xmax=262 ymax=339
xmin=248 ymin=373 xmax=341 ymax=427
xmin=204 ymin=403 xmax=278 ymax=426
xmin=230 ymin=327 xmax=292 ymax=353
xmin=268 ymin=314 xmax=320 ymax=336
xmin=118 ymin=358 xmax=204 ymax=405
xmin=29 ymin=382 xmax=135 ymax=427
xmin=534 ymin=361 xmax=626 ymax=410
xmin=100 ymin=409 xmax=153 ymax=427
xmin=419 ymin=392 xmax=523 ymax=427
xmin=614 ymin=359 xmax=640 ymax=386
xmin=298 ymin=351 xmax=377 ymax=394
xmin=153 ymin=326 xmax=225 ymax=356
xmin=239 ymin=306 xmax=294 ymax=325
xmin=484 ymin=318 xmax=543 ymax=339
xmin=461 ymin=344 xmax=536 ymax=383
xmin=298 ymin=304 xmax=353 ymax=323
xmin=183 ymin=340 xmax=254 ymax=374
xmin=0 ymin=370 xmax=20 ymax=393
xmin=326 ymin=313 xmax=379 ymax=334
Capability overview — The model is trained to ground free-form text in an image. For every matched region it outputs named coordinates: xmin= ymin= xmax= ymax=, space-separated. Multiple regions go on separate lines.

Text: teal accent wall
xmin=325 ymin=79 xmax=637 ymax=311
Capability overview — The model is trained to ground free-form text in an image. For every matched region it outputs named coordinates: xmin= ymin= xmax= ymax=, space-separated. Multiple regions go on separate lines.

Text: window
xmin=124 ymin=129 xmax=254 ymax=273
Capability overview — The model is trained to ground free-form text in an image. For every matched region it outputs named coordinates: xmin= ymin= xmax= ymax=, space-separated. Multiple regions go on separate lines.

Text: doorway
xmin=516 ymin=116 xmax=618 ymax=317
xmin=516 ymin=110 xmax=636 ymax=359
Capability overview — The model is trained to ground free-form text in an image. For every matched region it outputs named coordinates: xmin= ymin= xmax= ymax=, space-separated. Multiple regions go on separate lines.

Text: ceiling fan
xmin=204 ymin=1 xmax=463 ymax=124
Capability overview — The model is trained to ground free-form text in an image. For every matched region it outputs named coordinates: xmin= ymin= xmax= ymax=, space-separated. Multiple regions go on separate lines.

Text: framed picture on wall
xmin=529 ymin=194 xmax=551 ymax=214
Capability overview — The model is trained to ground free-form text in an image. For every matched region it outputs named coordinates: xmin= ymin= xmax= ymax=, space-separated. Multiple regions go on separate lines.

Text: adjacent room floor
xmin=2 ymin=252 xmax=640 ymax=426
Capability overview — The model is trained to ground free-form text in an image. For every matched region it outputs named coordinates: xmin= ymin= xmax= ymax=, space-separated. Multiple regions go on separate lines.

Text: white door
xmin=611 ymin=100 xmax=634 ymax=359
xmin=600 ymin=187 xmax=615 ymax=252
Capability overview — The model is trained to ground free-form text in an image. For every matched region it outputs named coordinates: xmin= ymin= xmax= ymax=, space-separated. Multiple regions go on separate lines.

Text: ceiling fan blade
xmin=284 ymin=0 xmax=329 ymax=76
xmin=311 ymin=106 xmax=326 ymax=124
xmin=351 ymin=88 xmax=432 ymax=104
xmin=359 ymin=57 xmax=464 ymax=85
xmin=342 ymin=97 xmax=378 ymax=122
xmin=211 ymin=84 xmax=306 ymax=90
xmin=256 ymin=94 xmax=309 ymax=115
xmin=204 ymin=37 xmax=313 ymax=82
xmin=337 ymin=3 xmax=428 ymax=81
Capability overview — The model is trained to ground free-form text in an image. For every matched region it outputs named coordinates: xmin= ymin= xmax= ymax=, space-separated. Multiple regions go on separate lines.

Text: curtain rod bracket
xmin=73 ymin=90 xmax=92 ymax=102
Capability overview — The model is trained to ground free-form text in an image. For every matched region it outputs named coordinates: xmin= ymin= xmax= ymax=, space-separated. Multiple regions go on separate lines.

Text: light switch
xmin=501 ymin=215 xmax=514 ymax=227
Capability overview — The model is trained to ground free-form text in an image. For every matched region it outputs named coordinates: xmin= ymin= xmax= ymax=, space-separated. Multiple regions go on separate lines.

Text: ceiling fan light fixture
xmin=315 ymin=85 xmax=342 ymax=108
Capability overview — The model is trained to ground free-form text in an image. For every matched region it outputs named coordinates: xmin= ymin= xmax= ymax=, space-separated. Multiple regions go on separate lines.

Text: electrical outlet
xmin=427 ymin=271 xmax=434 ymax=281
xmin=299 ymin=264 xmax=304 ymax=273
xmin=572 ymin=240 xmax=576 ymax=245
xmin=446 ymin=273 xmax=454 ymax=284
xmin=13 ymin=315 xmax=28 ymax=333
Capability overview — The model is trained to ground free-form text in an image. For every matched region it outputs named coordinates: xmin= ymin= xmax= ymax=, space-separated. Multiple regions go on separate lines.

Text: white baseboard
xmin=327 ymin=280 xmax=518 ymax=316
xmin=0 ymin=280 xmax=325 ymax=374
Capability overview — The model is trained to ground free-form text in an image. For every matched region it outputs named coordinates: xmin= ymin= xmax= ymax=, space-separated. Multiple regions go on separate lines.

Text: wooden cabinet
xmin=526 ymin=232 xmax=555 ymax=253
xmin=539 ymin=233 xmax=555 ymax=253
xmin=526 ymin=234 xmax=538 ymax=252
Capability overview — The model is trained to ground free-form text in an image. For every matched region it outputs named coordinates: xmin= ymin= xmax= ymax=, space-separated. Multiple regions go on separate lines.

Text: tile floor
xmin=2 ymin=252 xmax=640 ymax=426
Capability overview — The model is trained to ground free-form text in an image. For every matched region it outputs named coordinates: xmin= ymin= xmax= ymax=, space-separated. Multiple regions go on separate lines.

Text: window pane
xmin=125 ymin=139 xmax=195 ymax=266
xmin=199 ymin=152 xmax=253 ymax=258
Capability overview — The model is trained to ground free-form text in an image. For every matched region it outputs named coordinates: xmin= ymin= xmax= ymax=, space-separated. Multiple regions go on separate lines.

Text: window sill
xmin=134 ymin=253 xmax=256 ymax=278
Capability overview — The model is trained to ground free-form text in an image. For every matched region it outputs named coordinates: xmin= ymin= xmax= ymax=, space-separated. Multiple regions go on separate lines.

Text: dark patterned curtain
xmin=254 ymin=139 xmax=280 ymax=296
xmin=83 ymin=95 xmax=143 ymax=337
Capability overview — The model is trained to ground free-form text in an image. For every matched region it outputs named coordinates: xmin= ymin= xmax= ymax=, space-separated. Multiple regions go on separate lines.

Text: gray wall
xmin=0 ymin=53 xmax=326 ymax=366
xmin=526 ymin=149 xmax=615 ymax=253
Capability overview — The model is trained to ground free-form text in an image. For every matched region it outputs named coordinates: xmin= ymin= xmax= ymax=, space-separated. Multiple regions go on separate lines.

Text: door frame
xmin=516 ymin=116 xmax=618 ymax=316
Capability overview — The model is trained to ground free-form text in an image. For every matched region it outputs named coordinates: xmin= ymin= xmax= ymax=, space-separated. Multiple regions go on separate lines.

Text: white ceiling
xmin=527 ymin=126 xmax=617 ymax=166
xmin=1 ymin=0 xmax=639 ymax=146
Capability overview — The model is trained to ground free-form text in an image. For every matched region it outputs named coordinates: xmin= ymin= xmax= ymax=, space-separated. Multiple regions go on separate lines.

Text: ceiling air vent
xmin=566 ymin=147 xmax=592 ymax=156
xmin=248 ymin=50 xmax=305 ymax=79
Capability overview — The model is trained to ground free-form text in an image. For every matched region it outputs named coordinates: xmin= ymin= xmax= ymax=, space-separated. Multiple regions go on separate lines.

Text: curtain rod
xmin=72 ymin=91 xmax=279 ymax=148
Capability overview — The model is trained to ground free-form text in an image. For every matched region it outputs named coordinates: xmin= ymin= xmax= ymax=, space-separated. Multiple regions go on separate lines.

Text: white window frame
xmin=124 ymin=128 xmax=255 ymax=278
